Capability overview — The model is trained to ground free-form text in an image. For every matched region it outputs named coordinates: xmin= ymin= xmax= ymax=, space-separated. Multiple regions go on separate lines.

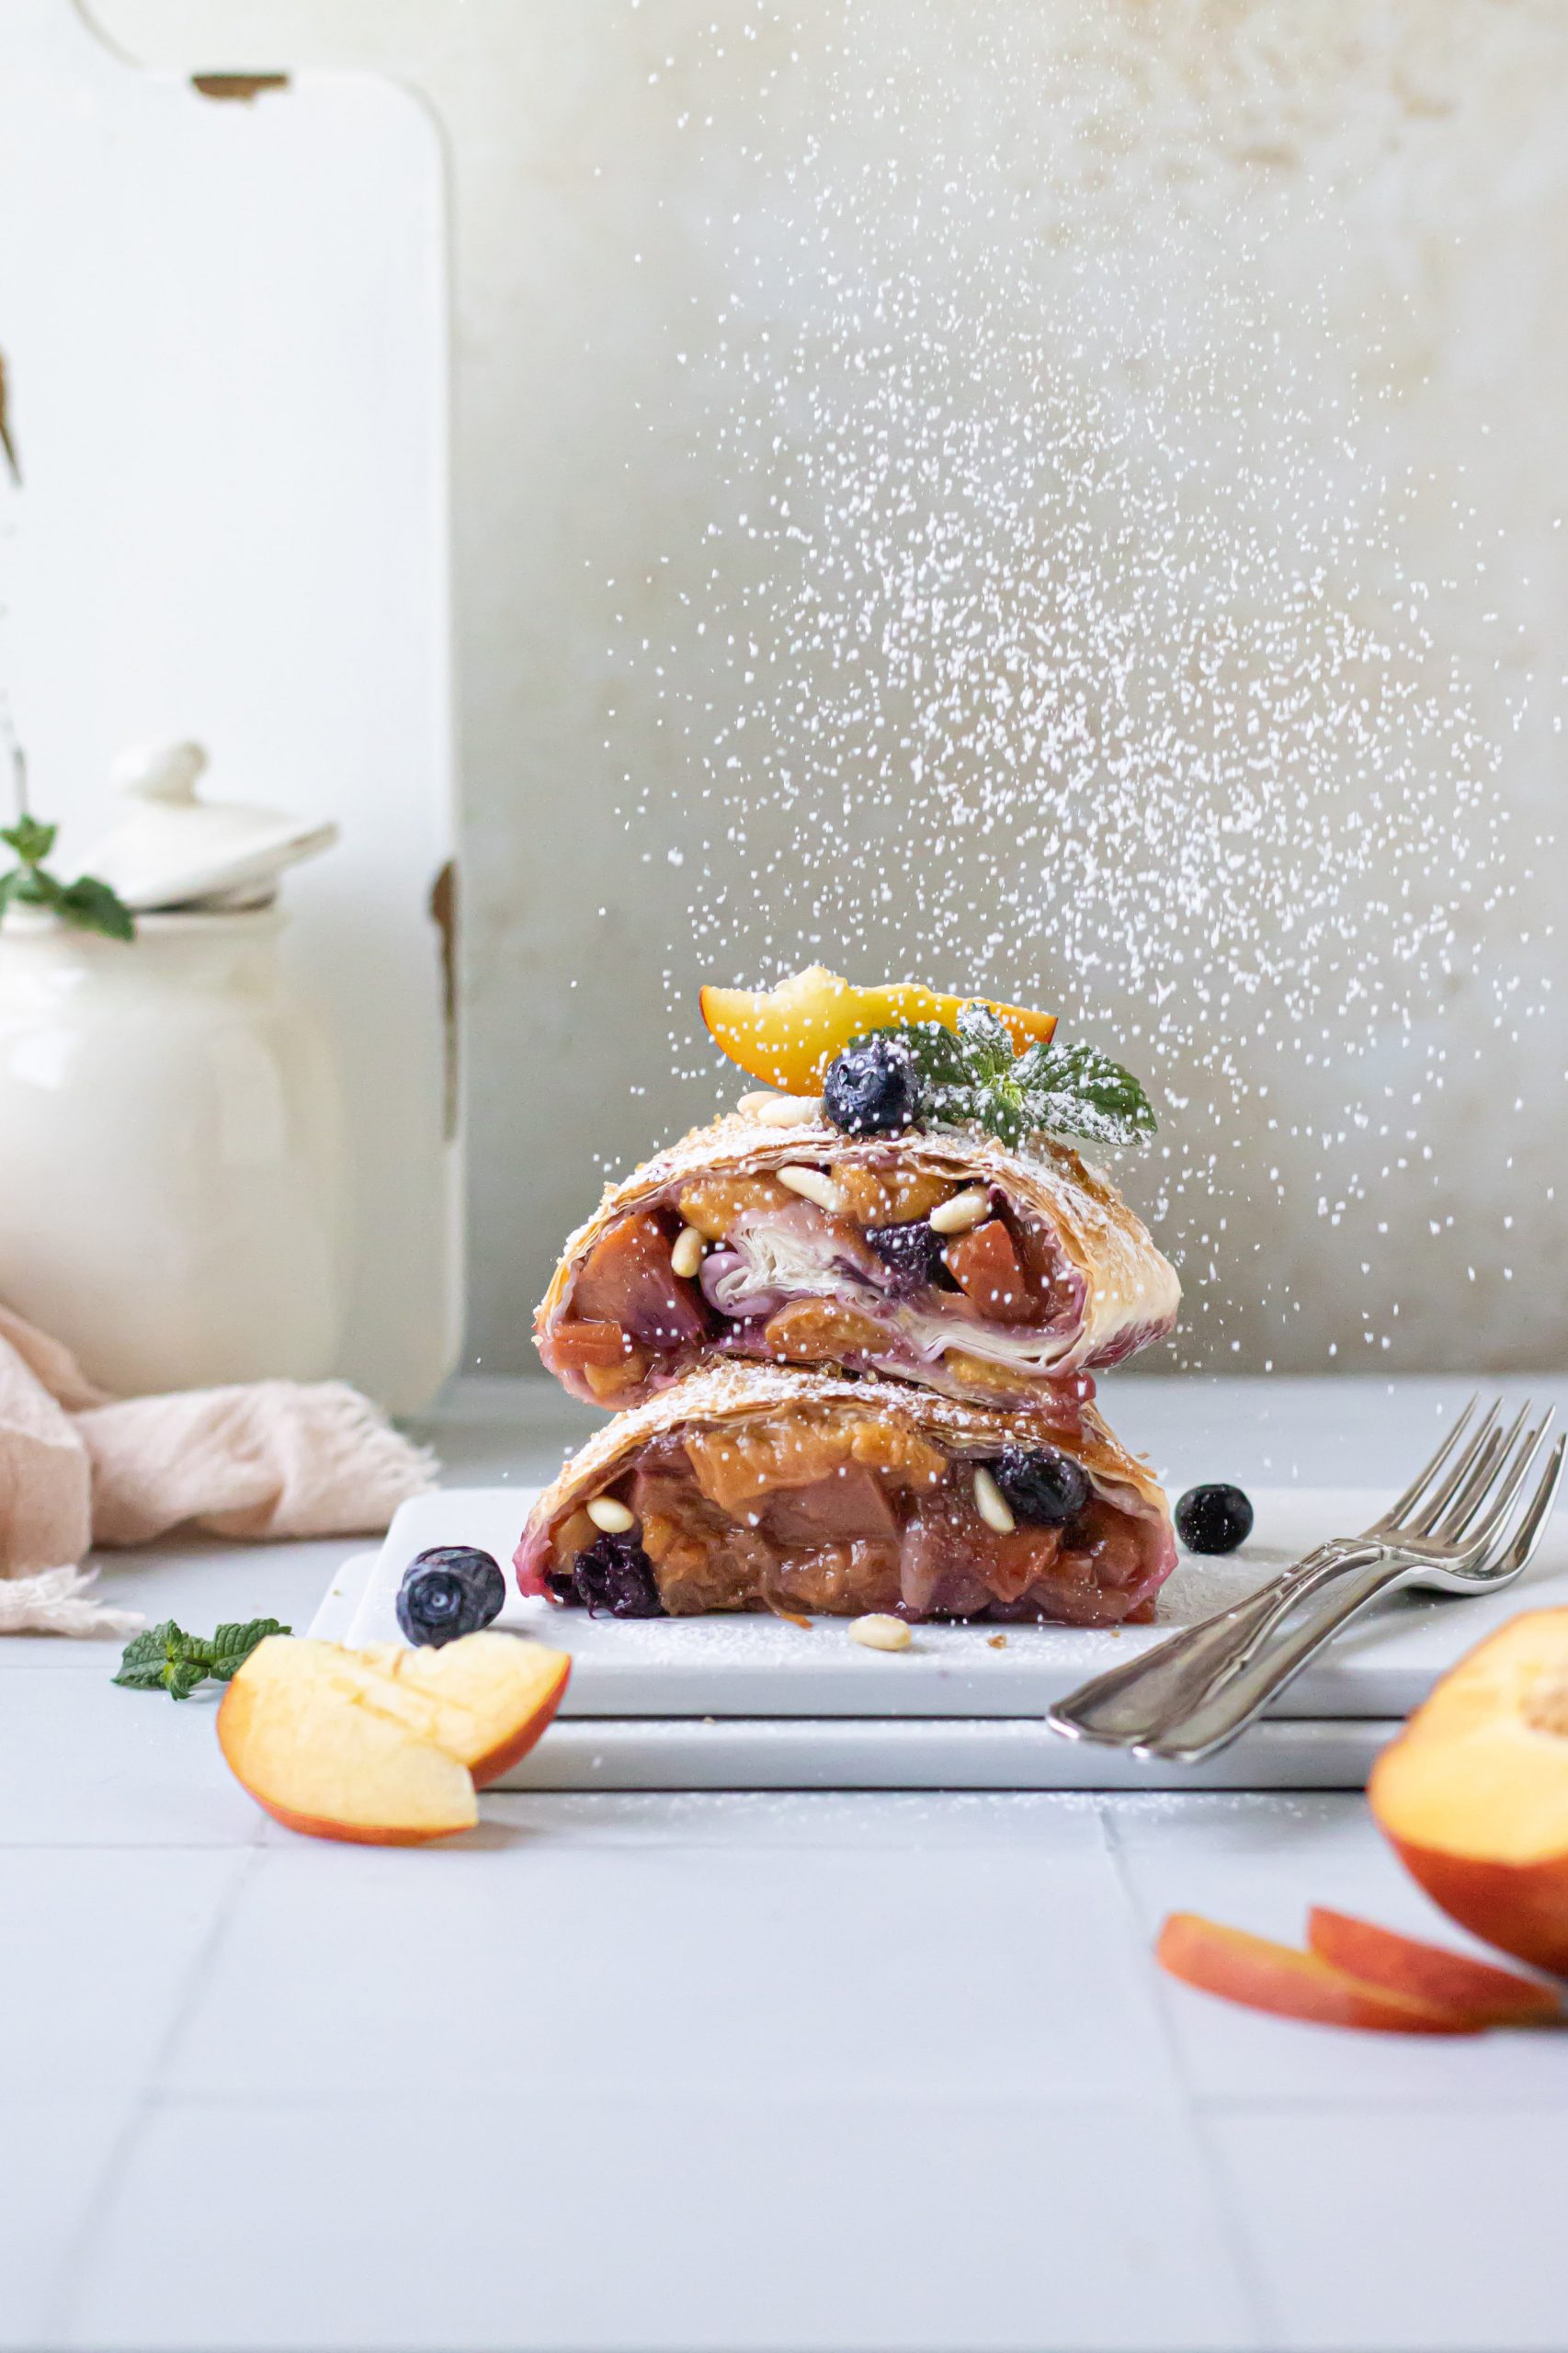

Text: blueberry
xmin=992 ymin=1444 xmax=1091 ymax=1528
xmin=562 ymin=1532 xmax=665 ymax=1619
xmin=823 ymin=1037 xmax=922 ymax=1135
xmin=1176 ymin=1483 xmax=1254 ymax=1555
xmin=396 ymin=1544 xmax=506 ymax=1647
xmin=866 ymin=1217 xmax=946 ymax=1297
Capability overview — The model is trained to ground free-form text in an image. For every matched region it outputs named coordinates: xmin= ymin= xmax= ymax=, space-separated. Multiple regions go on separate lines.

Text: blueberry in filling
xmin=396 ymin=1545 xmax=506 ymax=1647
xmin=992 ymin=1444 xmax=1091 ymax=1529
xmin=564 ymin=1531 xmax=666 ymax=1618
xmin=865 ymin=1217 xmax=948 ymax=1297
xmin=823 ymin=1037 xmax=922 ymax=1135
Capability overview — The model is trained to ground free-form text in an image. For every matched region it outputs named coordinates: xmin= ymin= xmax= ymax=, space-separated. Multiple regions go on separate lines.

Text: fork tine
xmin=1399 ymin=1398 xmax=1504 ymax=1538
xmin=1483 ymin=1435 xmax=1568 ymax=1579
xmin=1434 ymin=1401 xmax=1533 ymax=1541
xmin=1374 ymin=1394 xmax=1480 ymax=1530
xmin=1445 ymin=1411 xmax=1555 ymax=1558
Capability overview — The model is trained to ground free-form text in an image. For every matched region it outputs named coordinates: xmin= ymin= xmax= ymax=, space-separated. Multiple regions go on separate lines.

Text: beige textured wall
xmin=90 ymin=0 xmax=1567 ymax=1375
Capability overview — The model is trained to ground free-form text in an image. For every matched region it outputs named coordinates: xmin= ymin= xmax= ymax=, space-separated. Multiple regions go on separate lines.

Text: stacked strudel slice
xmin=519 ymin=974 xmax=1181 ymax=1627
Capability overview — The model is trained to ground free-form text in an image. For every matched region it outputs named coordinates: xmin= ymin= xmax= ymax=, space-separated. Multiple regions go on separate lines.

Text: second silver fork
xmin=1049 ymin=1398 xmax=1563 ymax=1762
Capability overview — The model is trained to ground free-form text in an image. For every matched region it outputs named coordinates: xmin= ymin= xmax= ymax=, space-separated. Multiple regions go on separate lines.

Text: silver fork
xmin=1049 ymin=1399 xmax=1564 ymax=1763
xmin=1047 ymin=1398 xmax=1499 ymax=1749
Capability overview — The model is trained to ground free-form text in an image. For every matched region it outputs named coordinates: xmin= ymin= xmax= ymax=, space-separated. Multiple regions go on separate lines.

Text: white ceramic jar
xmin=0 ymin=904 xmax=349 ymax=1394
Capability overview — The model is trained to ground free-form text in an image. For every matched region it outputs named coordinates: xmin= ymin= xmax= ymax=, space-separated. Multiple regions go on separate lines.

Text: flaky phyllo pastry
xmin=516 ymin=1363 xmax=1176 ymax=1626
xmin=535 ymin=1112 xmax=1179 ymax=1413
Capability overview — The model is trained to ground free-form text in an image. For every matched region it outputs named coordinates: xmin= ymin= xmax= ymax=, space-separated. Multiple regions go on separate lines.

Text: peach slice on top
xmin=1155 ymin=1913 xmax=1482 ymax=2035
xmin=218 ymin=1631 xmax=570 ymax=1846
xmin=1370 ymin=1608 xmax=1568 ymax=1976
xmin=700 ymin=965 xmax=1057 ymax=1096
xmin=1306 ymin=1907 xmax=1559 ymax=2028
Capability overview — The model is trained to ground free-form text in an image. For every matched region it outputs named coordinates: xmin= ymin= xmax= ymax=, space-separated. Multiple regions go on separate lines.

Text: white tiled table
xmin=6 ymin=1374 xmax=1567 ymax=2353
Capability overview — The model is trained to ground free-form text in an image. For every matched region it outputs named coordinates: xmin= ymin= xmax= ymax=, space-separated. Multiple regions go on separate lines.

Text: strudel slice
xmin=516 ymin=1363 xmax=1176 ymax=1627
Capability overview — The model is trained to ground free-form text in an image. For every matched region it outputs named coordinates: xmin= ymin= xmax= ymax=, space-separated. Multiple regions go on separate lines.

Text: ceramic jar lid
xmin=83 ymin=741 xmax=337 ymax=912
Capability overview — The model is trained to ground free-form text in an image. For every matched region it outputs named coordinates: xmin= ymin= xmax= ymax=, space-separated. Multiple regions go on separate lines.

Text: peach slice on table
xmin=700 ymin=965 xmax=1057 ymax=1095
xmin=1306 ymin=1907 xmax=1560 ymax=2028
xmin=218 ymin=1631 xmax=570 ymax=1846
xmin=1369 ymin=1608 xmax=1568 ymax=1976
xmin=1155 ymin=1913 xmax=1482 ymax=2035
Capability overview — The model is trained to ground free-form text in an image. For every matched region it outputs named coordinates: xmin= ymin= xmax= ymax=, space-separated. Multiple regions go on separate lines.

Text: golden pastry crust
xmin=519 ymin=1359 xmax=1169 ymax=1544
xmin=534 ymin=1111 xmax=1179 ymax=1382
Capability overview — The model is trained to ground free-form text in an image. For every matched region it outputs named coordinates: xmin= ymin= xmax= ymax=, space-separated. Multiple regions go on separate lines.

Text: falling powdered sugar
xmin=606 ymin=4 xmax=1558 ymax=1372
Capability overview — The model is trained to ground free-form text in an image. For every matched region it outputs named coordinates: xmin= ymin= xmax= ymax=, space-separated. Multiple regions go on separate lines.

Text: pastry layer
xmin=516 ymin=1363 xmax=1176 ymax=1627
xmin=535 ymin=1114 xmax=1179 ymax=1411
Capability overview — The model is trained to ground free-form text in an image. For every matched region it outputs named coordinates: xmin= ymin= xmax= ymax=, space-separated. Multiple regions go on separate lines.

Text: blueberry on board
xmin=1176 ymin=1483 xmax=1254 ymax=1555
xmin=396 ymin=1545 xmax=506 ymax=1647
xmin=993 ymin=1444 xmax=1091 ymax=1528
xmin=570 ymin=1532 xmax=666 ymax=1619
xmin=823 ymin=1037 xmax=922 ymax=1135
xmin=866 ymin=1217 xmax=946 ymax=1297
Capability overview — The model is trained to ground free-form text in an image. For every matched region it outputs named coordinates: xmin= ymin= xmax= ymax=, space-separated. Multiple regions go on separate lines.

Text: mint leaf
xmin=953 ymin=1003 xmax=1014 ymax=1080
xmin=2 ymin=815 xmax=56 ymax=866
xmin=1 ymin=809 xmax=135 ymax=944
xmin=113 ymin=1622 xmax=185 ymax=1691
xmin=1016 ymin=1040 xmax=1157 ymax=1147
xmin=55 ymin=875 xmax=136 ymax=944
xmin=202 ymin=1619 xmax=290 ymax=1680
xmin=975 ymin=1078 xmax=1026 ymax=1150
xmin=113 ymin=1615 xmax=290 ymax=1697
xmin=9 ymin=866 xmax=61 ymax=907
xmin=846 ymin=1007 xmax=1156 ymax=1154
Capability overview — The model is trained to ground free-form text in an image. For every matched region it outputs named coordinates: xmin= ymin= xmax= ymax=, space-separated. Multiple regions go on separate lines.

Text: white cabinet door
xmin=0 ymin=0 xmax=459 ymax=1411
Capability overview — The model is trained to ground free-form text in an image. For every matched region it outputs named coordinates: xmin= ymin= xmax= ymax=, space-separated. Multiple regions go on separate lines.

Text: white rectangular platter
xmin=309 ymin=1483 xmax=1566 ymax=1790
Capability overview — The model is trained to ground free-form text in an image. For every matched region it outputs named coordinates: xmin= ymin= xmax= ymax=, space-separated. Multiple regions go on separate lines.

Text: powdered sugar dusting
xmin=601 ymin=5 xmax=1555 ymax=1372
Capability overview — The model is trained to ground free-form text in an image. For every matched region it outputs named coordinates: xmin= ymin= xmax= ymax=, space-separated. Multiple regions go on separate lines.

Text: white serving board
xmin=0 ymin=0 xmax=458 ymax=1412
xmin=308 ymin=1482 xmax=1566 ymax=1789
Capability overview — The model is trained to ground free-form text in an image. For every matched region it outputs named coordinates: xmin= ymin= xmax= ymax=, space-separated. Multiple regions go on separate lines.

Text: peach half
xmin=700 ymin=965 xmax=1057 ymax=1095
xmin=1370 ymin=1608 xmax=1568 ymax=1976
xmin=1155 ymin=1912 xmax=1481 ymax=2036
xmin=217 ymin=1631 xmax=570 ymax=1846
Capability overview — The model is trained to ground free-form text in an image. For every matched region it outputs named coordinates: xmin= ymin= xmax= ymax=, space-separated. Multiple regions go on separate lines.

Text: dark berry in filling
xmin=565 ymin=1531 xmax=667 ymax=1617
xmin=823 ymin=1037 xmax=922 ymax=1134
xmin=396 ymin=1545 xmax=506 ymax=1647
xmin=1175 ymin=1483 xmax=1254 ymax=1555
xmin=865 ymin=1216 xmax=947 ymax=1297
xmin=992 ymin=1444 xmax=1091 ymax=1528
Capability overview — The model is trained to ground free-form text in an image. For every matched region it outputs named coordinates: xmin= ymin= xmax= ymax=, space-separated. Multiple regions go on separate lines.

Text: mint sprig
xmin=854 ymin=1005 xmax=1156 ymax=1152
xmin=1 ymin=818 xmax=136 ymax=943
xmin=114 ymin=1617 xmax=290 ymax=1699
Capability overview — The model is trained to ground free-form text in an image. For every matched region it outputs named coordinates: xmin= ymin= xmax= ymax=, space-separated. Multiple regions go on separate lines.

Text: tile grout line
xmin=1096 ymin=1797 xmax=1282 ymax=2353
xmin=35 ymin=1836 xmax=265 ymax=2350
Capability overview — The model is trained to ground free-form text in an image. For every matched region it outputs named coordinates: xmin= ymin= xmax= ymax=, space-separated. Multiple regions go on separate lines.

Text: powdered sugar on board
xmin=324 ymin=1482 xmax=1568 ymax=1722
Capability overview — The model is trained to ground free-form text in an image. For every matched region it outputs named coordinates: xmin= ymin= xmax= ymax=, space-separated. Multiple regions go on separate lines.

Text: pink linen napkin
xmin=0 ymin=1304 xmax=437 ymax=1634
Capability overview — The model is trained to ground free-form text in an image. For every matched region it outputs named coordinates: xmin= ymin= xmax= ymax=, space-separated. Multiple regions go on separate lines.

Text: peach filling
xmin=533 ymin=1407 xmax=1164 ymax=1627
xmin=540 ymin=1164 xmax=1082 ymax=1410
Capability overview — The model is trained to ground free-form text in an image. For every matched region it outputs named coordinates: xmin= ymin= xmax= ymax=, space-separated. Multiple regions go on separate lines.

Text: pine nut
xmin=737 ymin=1090 xmax=823 ymax=1127
xmin=849 ymin=1613 xmax=912 ymax=1652
xmin=778 ymin=1165 xmax=843 ymax=1212
xmin=972 ymin=1466 xmax=1016 ymax=1535
xmin=670 ymin=1224 xmax=706 ymax=1279
xmin=929 ymin=1187 xmax=990 ymax=1234
xmin=586 ymin=1495 xmax=636 ymax=1535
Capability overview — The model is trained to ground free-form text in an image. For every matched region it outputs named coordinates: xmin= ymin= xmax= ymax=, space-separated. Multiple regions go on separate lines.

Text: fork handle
xmin=1145 ymin=1552 xmax=1417 ymax=1762
xmin=1046 ymin=1540 xmax=1380 ymax=1748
